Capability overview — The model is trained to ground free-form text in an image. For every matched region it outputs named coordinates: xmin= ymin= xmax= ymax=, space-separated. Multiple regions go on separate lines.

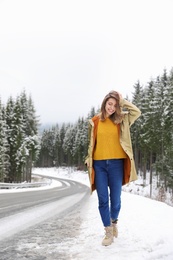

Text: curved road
xmin=0 ymin=175 xmax=89 ymax=219
xmin=0 ymin=175 xmax=90 ymax=241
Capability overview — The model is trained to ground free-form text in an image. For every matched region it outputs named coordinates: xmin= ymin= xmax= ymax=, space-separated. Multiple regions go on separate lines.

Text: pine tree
xmin=53 ymin=124 xmax=61 ymax=167
xmin=162 ymin=69 xmax=173 ymax=190
xmin=3 ymin=92 xmax=40 ymax=182
xmin=18 ymin=92 xmax=40 ymax=181
xmin=131 ymin=81 xmax=143 ymax=176
xmin=72 ymin=117 xmax=88 ymax=168
xmin=0 ymin=101 xmax=9 ymax=182
xmin=5 ymin=97 xmax=16 ymax=182
xmin=59 ymin=123 xmax=67 ymax=166
xmin=63 ymin=124 xmax=75 ymax=166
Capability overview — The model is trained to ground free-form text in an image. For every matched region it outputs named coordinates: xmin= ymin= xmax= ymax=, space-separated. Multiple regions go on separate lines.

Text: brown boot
xmin=102 ymin=226 xmax=114 ymax=246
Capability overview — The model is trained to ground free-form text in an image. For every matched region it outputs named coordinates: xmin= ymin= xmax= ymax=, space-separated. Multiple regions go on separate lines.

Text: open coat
xmin=85 ymin=98 xmax=141 ymax=193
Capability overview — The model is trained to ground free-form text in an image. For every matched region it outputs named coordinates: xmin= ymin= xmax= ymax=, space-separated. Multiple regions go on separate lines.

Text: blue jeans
xmin=93 ymin=159 xmax=123 ymax=227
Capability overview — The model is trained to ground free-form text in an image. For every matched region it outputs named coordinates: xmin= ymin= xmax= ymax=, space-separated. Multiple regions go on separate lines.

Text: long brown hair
xmin=100 ymin=90 xmax=124 ymax=124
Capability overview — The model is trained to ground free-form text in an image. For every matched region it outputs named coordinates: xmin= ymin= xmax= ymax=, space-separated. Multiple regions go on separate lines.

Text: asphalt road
xmin=0 ymin=175 xmax=89 ymax=219
xmin=0 ymin=175 xmax=90 ymax=259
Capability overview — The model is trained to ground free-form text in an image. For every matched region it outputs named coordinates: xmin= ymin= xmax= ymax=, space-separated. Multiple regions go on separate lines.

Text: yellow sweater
xmin=93 ymin=118 xmax=127 ymax=160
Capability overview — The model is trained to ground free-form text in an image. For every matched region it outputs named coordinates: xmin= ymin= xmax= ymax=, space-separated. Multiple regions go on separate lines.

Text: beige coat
xmin=85 ymin=98 xmax=141 ymax=193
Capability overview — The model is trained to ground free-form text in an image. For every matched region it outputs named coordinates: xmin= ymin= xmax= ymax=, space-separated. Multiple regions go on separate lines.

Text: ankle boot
xmin=102 ymin=226 xmax=114 ymax=246
xmin=112 ymin=222 xmax=118 ymax=238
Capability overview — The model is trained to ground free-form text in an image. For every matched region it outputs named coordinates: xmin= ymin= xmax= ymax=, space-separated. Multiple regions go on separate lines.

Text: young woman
xmin=85 ymin=90 xmax=141 ymax=246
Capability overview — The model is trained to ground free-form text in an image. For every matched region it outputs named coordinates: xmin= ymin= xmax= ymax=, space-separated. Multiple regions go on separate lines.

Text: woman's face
xmin=105 ymin=98 xmax=117 ymax=117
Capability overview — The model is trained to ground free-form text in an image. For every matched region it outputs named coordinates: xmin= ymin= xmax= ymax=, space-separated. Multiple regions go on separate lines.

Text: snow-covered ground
xmin=122 ymin=172 xmax=173 ymax=207
xmin=1 ymin=167 xmax=173 ymax=260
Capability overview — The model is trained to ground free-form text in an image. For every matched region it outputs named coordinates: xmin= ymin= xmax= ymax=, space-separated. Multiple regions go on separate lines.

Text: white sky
xmin=0 ymin=0 xmax=173 ymax=124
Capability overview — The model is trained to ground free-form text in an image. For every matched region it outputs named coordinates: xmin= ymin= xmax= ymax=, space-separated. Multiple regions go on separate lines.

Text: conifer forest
xmin=0 ymin=68 xmax=173 ymax=198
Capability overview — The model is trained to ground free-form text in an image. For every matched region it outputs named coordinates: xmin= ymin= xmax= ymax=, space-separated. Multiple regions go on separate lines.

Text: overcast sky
xmin=0 ymin=0 xmax=173 ymax=125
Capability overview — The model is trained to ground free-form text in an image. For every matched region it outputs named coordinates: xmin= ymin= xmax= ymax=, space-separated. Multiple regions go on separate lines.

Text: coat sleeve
xmin=119 ymin=98 xmax=141 ymax=126
xmin=84 ymin=121 xmax=92 ymax=166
